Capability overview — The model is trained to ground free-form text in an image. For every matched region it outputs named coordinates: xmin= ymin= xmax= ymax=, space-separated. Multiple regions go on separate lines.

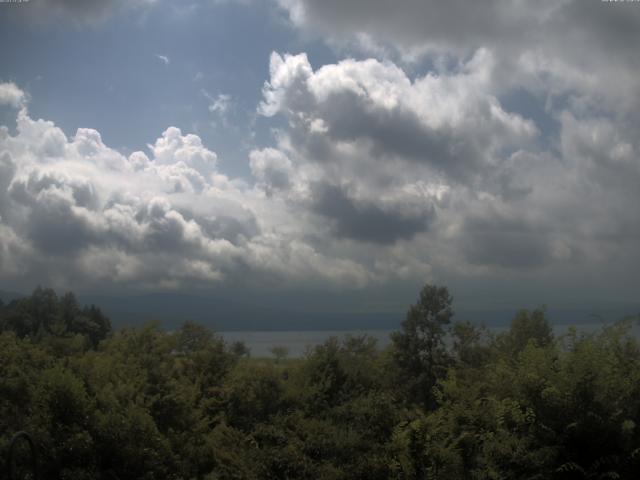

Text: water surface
xmin=220 ymin=321 xmax=638 ymax=358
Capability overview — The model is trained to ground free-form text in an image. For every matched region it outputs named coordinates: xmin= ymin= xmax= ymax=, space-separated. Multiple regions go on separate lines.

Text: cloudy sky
xmin=0 ymin=0 xmax=639 ymax=323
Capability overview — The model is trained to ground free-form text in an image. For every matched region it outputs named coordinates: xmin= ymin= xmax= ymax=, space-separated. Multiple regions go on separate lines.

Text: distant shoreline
xmin=218 ymin=322 xmax=640 ymax=358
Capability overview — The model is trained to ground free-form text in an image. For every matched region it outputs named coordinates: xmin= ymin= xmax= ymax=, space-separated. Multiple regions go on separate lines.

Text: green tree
xmin=391 ymin=284 xmax=453 ymax=409
xmin=0 ymin=289 xmax=111 ymax=347
xmin=225 ymin=363 xmax=284 ymax=431
xmin=176 ymin=320 xmax=215 ymax=353
xmin=230 ymin=340 xmax=250 ymax=358
xmin=270 ymin=345 xmax=290 ymax=363
xmin=451 ymin=320 xmax=490 ymax=367
xmin=497 ymin=307 xmax=554 ymax=358
xmin=78 ymin=304 xmax=111 ymax=347
xmin=1 ymin=287 xmax=58 ymax=339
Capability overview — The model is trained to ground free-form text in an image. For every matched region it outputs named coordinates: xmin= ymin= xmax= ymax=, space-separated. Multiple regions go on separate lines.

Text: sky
xmin=0 ymin=0 xmax=639 ymax=325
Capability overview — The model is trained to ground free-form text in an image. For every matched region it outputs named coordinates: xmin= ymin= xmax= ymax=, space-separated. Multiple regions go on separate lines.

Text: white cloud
xmin=149 ymin=126 xmax=217 ymax=172
xmin=0 ymin=83 xmax=26 ymax=109
xmin=208 ymin=94 xmax=231 ymax=116
xmin=0 ymin=87 xmax=377 ymax=292
xmin=258 ymin=51 xmax=537 ymax=191
xmin=202 ymin=91 xmax=233 ymax=126
xmin=155 ymin=54 xmax=170 ymax=66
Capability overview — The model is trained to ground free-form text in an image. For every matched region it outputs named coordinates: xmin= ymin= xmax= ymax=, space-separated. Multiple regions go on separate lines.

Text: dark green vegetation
xmin=1 ymin=285 xmax=640 ymax=479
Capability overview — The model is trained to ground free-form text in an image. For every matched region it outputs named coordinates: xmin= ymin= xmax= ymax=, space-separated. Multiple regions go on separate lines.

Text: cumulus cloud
xmin=249 ymin=148 xmax=294 ymax=194
xmin=259 ymin=51 xmax=537 ymax=184
xmin=252 ymin=51 xmax=539 ymax=248
xmin=0 ymin=84 xmax=380 ymax=292
xmin=251 ymin=47 xmax=640 ymax=287
xmin=276 ymin=0 xmax=640 ymax=114
xmin=255 ymin=1 xmax=640 ymax=291
xmin=2 ymin=27 xmax=640 ymax=301
xmin=1 ymin=0 xmax=637 ymax=313
xmin=0 ymin=83 xmax=26 ymax=109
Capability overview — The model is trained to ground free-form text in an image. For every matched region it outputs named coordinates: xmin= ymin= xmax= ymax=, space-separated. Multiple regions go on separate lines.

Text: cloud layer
xmin=0 ymin=87 xmax=371 ymax=292
xmin=1 ymin=0 xmax=639 ymax=303
xmin=6 ymin=0 xmax=158 ymax=24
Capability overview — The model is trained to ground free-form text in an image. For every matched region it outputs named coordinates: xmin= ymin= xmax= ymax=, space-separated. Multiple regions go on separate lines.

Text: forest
xmin=1 ymin=285 xmax=640 ymax=479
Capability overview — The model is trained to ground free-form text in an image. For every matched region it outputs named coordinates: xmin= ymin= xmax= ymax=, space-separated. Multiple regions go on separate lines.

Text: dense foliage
xmin=1 ymin=285 xmax=640 ymax=479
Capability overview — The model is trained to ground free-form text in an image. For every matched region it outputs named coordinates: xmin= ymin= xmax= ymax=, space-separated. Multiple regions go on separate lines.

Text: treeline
xmin=1 ymin=285 xmax=640 ymax=479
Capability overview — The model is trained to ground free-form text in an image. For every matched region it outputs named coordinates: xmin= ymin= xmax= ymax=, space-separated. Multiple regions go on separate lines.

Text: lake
xmin=219 ymin=321 xmax=636 ymax=358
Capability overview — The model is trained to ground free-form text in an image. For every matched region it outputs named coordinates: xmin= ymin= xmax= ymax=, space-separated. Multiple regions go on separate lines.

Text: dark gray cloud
xmin=560 ymin=113 xmax=640 ymax=192
xmin=549 ymin=1 xmax=640 ymax=67
xmin=0 ymin=151 xmax=16 ymax=197
xmin=8 ymin=170 xmax=99 ymax=254
xmin=279 ymin=0 xmax=542 ymax=53
xmin=311 ymin=182 xmax=434 ymax=245
xmin=0 ymin=151 xmax=17 ymax=221
xmin=278 ymin=0 xmax=640 ymax=113
xmin=463 ymin=233 xmax=551 ymax=269
xmin=23 ymin=200 xmax=97 ymax=255
xmin=313 ymin=90 xmax=481 ymax=180
xmin=9 ymin=170 xmax=98 ymax=210
xmin=459 ymin=213 xmax=555 ymax=269
xmin=249 ymin=148 xmax=294 ymax=194
xmin=135 ymin=199 xmax=194 ymax=252
xmin=279 ymin=0 xmax=640 ymax=65
xmin=6 ymin=0 xmax=156 ymax=24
